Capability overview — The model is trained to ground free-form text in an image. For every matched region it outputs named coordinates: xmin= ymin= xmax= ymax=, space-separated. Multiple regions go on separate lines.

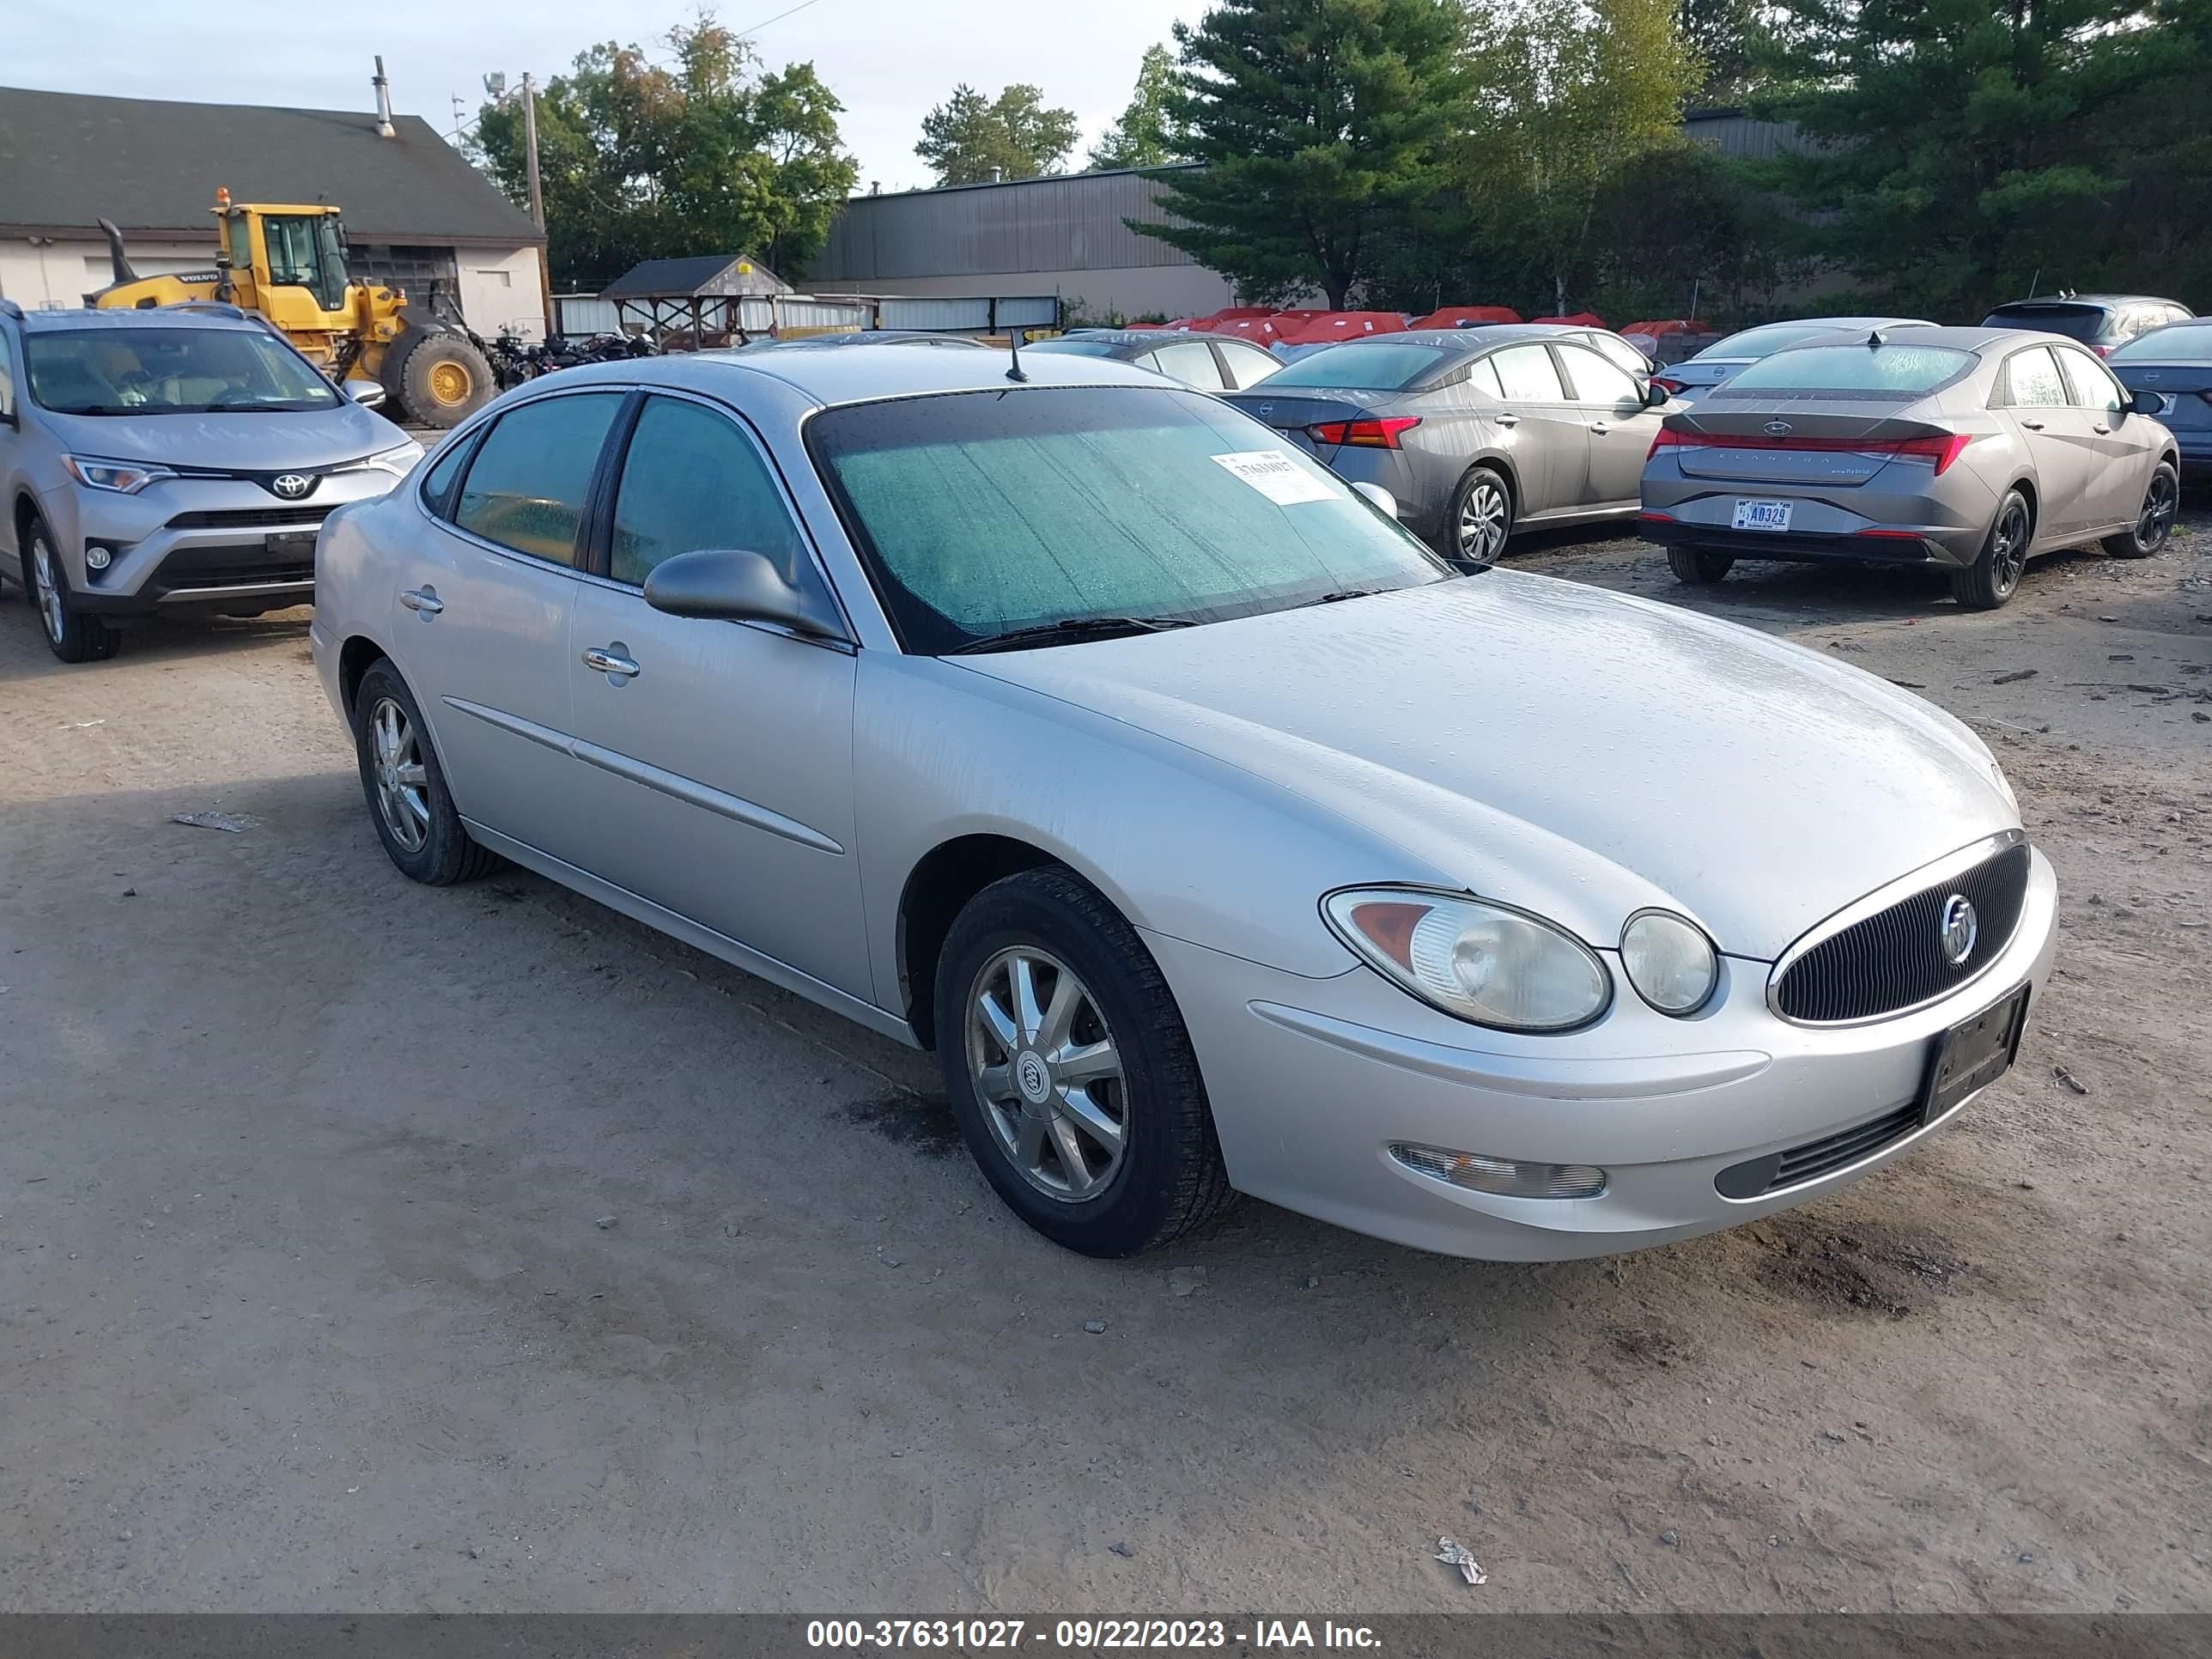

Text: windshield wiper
xmin=1300 ymin=587 xmax=1387 ymax=607
xmin=945 ymin=615 xmax=1196 ymax=655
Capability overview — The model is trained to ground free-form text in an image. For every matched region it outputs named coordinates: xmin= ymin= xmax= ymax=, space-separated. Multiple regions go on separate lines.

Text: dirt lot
xmin=2 ymin=510 xmax=2208 ymax=1614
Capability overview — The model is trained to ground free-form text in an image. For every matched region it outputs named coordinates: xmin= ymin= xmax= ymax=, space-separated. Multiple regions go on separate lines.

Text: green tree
xmin=1679 ymin=0 xmax=1764 ymax=104
xmin=1460 ymin=0 xmax=1700 ymax=316
xmin=1090 ymin=44 xmax=1188 ymax=169
xmin=473 ymin=14 xmax=856 ymax=290
xmin=915 ymin=83 xmax=1080 ymax=184
xmin=1759 ymin=0 xmax=2212 ymax=315
xmin=1142 ymin=0 xmax=1471 ymax=309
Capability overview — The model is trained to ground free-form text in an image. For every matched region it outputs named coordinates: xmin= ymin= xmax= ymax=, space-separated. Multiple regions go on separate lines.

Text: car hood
xmin=36 ymin=401 xmax=407 ymax=471
xmin=955 ymin=574 xmax=2014 ymax=960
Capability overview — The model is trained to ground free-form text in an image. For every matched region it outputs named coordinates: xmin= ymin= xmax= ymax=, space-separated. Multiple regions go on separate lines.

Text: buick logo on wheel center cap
xmin=1940 ymin=895 xmax=1978 ymax=965
xmin=1015 ymin=1051 xmax=1052 ymax=1105
xmin=271 ymin=473 xmax=313 ymax=500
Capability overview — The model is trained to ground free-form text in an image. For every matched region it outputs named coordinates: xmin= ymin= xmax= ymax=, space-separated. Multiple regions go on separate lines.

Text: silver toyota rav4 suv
xmin=0 ymin=301 xmax=421 ymax=662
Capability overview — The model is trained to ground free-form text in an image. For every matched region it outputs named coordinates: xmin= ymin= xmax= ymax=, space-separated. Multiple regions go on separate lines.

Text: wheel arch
xmin=337 ymin=633 xmax=390 ymax=717
xmin=896 ymin=833 xmax=1070 ymax=1049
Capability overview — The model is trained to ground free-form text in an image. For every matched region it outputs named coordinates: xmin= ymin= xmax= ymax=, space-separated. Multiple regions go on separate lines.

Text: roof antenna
xmin=1006 ymin=325 xmax=1029 ymax=383
xmin=1867 ymin=328 xmax=1887 ymax=348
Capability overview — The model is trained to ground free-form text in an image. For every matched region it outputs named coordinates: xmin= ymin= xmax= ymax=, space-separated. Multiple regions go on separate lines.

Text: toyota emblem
xmin=271 ymin=473 xmax=313 ymax=500
xmin=1940 ymin=895 xmax=1978 ymax=966
xmin=1762 ymin=420 xmax=1793 ymax=437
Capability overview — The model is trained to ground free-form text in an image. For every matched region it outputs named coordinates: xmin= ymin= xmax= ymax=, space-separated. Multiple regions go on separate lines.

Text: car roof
xmin=13 ymin=303 xmax=268 ymax=334
xmin=542 ymin=340 xmax=1175 ymax=407
xmin=1765 ymin=325 xmax=2046 ymax=356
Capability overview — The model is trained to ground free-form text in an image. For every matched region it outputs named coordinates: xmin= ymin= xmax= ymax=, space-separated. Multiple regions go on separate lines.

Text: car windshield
xmin=807 ymin=386 xmax=1449 ymax=653
xmin=23 ymin=326 xmax=340 ymax=415
xmin=2112 ymin=325 xmax=2212 ymax=363
xmin=1720 ymin=343 xmax=1975 ymax=396
xmin=1983 ymin=303 xmax=2106 ymax=342
xmin=1257 ymin=343 xmax=1455 ymax=391
xmin=1697 ymin=322 xmax=1887 ymax=362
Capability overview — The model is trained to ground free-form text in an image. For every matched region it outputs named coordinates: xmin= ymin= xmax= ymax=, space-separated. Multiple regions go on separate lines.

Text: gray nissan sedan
xmin=313 ymin=347 xmax=2057 ymax=1261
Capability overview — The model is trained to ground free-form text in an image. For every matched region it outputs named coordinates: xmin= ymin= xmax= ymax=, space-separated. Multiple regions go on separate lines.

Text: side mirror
xmin=1349 ymin=480 xmax=1399 ymax=519
xmin=2127 ymin=389 xmax=2167 ymax=418
xmin=1643 ymin=381 xmax=1672 ymax=408
xmin=643 ymin=546 xmax=847 ymax=640
xmin=346 ymin=380 xmax=388 ymax=409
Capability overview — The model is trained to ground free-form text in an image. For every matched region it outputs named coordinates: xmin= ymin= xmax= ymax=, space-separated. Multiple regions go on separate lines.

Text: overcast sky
xmin=9 ymin=0 xmax=1203 ymax=196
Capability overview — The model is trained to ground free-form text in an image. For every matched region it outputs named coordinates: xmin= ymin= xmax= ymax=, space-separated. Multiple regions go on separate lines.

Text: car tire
xmin=1437 ymin=465 xmax=1514 ymax=568
xmin=1667 ymin=545 xmax=1735 ymax=585
xmin=2102 ymin=463 xmax=2179 ymax=559
xmin=351 ymin=659 xmax=501 ymax=885
xmin=22 ymin=517 xmax=120 ymax=664
xmin=933 ymin=866 xmax=1233 ymax=1258
xmin=1953 ymin=489 xmax=2033 ymax=610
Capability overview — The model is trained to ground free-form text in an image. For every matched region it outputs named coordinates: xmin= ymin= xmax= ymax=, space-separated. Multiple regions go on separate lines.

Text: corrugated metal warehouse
xmin=804 ymin=112 xmax=1804 ymax=321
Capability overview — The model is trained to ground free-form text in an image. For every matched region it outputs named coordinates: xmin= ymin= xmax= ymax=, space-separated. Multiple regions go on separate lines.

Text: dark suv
xmin=1981 ymin=295 xmax=2196 ymax=358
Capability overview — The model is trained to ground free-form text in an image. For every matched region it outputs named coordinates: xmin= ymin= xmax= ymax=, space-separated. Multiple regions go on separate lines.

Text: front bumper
xmin=41 ymin=469 xmax=400 ymax=615
xmin=1146 ymin=847 xmax=2058 ymax=1261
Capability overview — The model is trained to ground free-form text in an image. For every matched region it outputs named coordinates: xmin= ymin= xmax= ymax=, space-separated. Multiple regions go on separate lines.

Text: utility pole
xmin=520 ymin=71 xmax=555 ymax=342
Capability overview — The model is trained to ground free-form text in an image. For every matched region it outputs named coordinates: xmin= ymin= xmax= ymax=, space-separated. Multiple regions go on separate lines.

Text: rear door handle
xmin=582 ymin=645 xmax=641 ymax=678
xmin=2018 ymin=419 xmax=2045 ymax=430
xmin=2093 ymin=423 xmax=2112 ymax=434
xmin=399 ymin=586 xmax=443 ymax=615
xmin=1589 ymin=421 xmax=1611 ymax=434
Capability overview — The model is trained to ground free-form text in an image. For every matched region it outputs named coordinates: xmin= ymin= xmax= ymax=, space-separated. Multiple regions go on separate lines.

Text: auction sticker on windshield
xmin=1212 ymin=449 xmax=1337 ymax=506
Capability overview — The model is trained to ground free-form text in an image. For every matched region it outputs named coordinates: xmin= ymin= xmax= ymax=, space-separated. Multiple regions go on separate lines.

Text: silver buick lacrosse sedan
xmin=311 ymin=345 xmax=2057 ymax=1260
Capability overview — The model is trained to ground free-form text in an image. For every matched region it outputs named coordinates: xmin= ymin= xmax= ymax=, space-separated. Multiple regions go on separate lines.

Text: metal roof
xmin=0 ymin=85 xmax=543 ymax=246
xmin=600 ymin=255 xmax=792 ymax=301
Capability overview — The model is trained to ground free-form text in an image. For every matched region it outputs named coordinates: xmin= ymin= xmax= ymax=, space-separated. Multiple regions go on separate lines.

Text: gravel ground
xmin=0 ymin=507 xmax=2207 ymax=1613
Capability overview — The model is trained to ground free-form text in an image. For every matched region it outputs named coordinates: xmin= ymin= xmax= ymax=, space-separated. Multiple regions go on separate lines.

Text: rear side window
xmin=610 ymin=396 xmax=812 ymax=586
xmin=1465 ymin=356 xmax=1504 ymax=397
xmin=453 ymin=392 xmax=624 ymax=566
xmin=2004 ymin=347 xmax=2069 ymax=407
xmin=1492 ymin=344 xmax=1566 ymax=401
xmin=1984 ymin=303 xmax=2106 ymax=343
xmin=1723 ymin=343 xmax=1974 ymax=397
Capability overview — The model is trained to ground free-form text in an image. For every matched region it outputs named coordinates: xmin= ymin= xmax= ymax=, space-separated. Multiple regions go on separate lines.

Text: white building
xmin=0 ymin=84 xmax=549 ymax=339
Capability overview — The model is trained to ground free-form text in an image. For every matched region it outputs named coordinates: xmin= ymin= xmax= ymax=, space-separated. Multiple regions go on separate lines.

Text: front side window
xmin=1557 ymin=343 xmax=1641 ymax=407
xmin=807 ymin=386 xmax=1448 ymax=654
xmin=1723 ymin=343 xmax=1975 ymax=397
xmin=2004 ymin=347 xmax=2069 ymax=408
xmin=1492 ymin=344 xmax=1565 ymax=401
xmin=2056 ymin=347 xmax=2124 ymax=413
xmin=1147 ymin=340 xmax=1225 ymax=390
xmin=22 ymin=325 xmax=339 ymax=415
xmin=611 ymin=396 xmax=812 ymax=586
xmin=453 ymin=392 xmax=624 ymax=567
xmin=1585 ymin=332 xmax=1653 ymax=377
xmin=416 ymin=429 xmax=477 ymax=517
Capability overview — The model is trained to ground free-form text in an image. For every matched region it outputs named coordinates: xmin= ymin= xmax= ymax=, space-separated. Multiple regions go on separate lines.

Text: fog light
xmin=1389 ymin=1142 xmax=1607 ymax=1199
xmin=84 ymin=545 xmax=112 ymax=571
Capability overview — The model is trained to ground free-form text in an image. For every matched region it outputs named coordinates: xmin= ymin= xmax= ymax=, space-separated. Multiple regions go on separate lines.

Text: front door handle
xmin=1589 ymin=421 xmax=1611 ymax=434
xmin=1494 ymin=413 xmax=1521 ymax=428
xmin=399 ymin=586 xmax=443 ymax=615
xmin=2018 ymin=419 xmax=2045 ymax=430
xmin=582 ymin=645 xmax=641 ymax=678
xmin=2093 ymin=423 xmax=2112 ymax=435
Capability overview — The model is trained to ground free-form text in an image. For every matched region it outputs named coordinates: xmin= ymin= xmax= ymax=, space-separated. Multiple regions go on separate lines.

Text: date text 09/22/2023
xmin=805 ymin=1620 xmax=1382 ymax=1650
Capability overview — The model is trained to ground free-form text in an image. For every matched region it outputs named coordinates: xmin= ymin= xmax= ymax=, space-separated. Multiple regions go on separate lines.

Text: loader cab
xmin=216 ymin=199 xmax=356 ymax=324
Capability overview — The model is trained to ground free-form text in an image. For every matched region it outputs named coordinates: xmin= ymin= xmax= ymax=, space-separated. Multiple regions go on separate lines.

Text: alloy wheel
xmin=1992 ymin=502 xmax=2028 ymax=594
xmin=1457 ymin=480 xmax=1508 ymax=564
xmin=30 ymin=535 xmax=64 ymax=645
xmin=368 ymin=696 xmax=432 ymax=854
xmin=2139 ymin=472 xmax=2178 ymax=550
xmin=964 ymin=945 xmax=1128 ymax=1202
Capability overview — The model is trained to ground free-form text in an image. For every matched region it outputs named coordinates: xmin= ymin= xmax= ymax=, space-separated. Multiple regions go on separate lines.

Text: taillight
xmin=1307 ymin=416 xmax=1421 ymax=448
xmin=1642 ymin=427 xmax=1970 ymax=474
xmin=1651 ymin=376 xmax=1686 ymax=396
xmin=2093 ymin=344 xmax=2114 ymax=358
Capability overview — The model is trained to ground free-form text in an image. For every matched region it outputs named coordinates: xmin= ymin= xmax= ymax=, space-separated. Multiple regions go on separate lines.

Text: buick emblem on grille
xmin=1940 ymin=895 xmax=1978 ymax=965
xmin=1762 ymin=419 xmax=1793 ymax=436
xmin=271 ymin=473 xmax=313 ymax=500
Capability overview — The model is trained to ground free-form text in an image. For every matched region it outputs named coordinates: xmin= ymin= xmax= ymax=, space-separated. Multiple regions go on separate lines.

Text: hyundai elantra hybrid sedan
xmin=312 ymin=347 xmax=2057 ymax=1260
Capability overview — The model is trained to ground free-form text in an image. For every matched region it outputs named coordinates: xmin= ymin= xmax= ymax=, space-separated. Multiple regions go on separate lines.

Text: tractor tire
xmin=381 ymin=328 xmax=494 ymax=428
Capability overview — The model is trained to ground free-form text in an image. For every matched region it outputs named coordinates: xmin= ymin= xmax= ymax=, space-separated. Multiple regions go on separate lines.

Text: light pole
xmin=484 ymin=70 xmax=555 ymax=340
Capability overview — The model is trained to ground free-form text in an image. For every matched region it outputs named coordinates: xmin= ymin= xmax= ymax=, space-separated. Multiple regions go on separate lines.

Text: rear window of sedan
xmin=1696 ymin=322 xmax=1879 ymax=361
xmin=1982 ymin=302 xmax=2108 ymax=341
xmin=806 ymin=386 xmax=1447 ymax=653
xmin=1259 ymin=343 xmax=1456 ymax=391
xmin=1717 ymin=343 xmax=1976 ymax=397
xmin=2112 ymin=325 xmax=2212 ymax=362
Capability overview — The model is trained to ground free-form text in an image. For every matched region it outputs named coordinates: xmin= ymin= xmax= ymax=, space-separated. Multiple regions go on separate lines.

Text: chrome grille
xmin=1773 ymin=840 xmax=2030 ymax=1024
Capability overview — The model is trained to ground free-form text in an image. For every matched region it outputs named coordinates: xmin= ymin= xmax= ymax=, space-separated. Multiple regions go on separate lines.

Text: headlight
xmin=1620 ymin=910 xmax=1718 ymax=1016
xmin=353 ymin=441 xmax=425 ymax=477
xmin=1323 ymin=887 xmax=1611 ymax=1032
xmin=62 ymin=455 xmax=173 ymax=494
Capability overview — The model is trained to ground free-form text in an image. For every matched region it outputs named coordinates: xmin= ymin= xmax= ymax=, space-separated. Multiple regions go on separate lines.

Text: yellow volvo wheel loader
xmin=90 ymin=190 xmax=495 ymax=427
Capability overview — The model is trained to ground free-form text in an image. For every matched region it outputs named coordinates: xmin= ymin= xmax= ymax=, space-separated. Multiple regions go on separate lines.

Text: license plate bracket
xmin=1920 ymin=984 xmax=2030 ymax=1126
xmin=1732 ymin=498 xmax=1793 ymax=532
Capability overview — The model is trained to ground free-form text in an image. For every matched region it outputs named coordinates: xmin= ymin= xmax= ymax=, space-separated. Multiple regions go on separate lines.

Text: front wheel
xmin=2103 ymin=463 xmax=2179 ymax=559
xmin=351 ymin=659 xmax=501 ymax=884
xmin=1953 ymin=489 xmax=2033 ymax=610
xmin=23 ymin=518 xmax=119 ymax=664
xmin=1667 ymin=545 xmax=1735 ymax=585
xmin=933 ymin=868 xmax=1232 ymax=1257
